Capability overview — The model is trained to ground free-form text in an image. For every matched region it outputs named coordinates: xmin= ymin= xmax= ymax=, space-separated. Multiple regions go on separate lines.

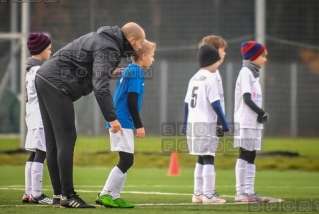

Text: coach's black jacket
xmin=37 ymin=26 xmax=135 ymax=122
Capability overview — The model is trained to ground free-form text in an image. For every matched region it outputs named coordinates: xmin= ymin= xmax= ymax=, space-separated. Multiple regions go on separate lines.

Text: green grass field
xmin=0 ymin=167 xmax=318 ymax=213
xmin=0 ymin=136 xmax=318 ymax=213
xmin=1 ymin=136 xmax=319 ymax=171
xmin=1 ymin=136 xmax=319 ymax=157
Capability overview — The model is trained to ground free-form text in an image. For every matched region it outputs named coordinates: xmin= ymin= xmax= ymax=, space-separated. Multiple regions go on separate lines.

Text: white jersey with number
xmin=215 ymin=70 xmax=225 ymax=113
xmin=234 ymin=67 xmax=263 ymax=129
xmin=184 ymin=69 xmax=220 ymax=136
xmin=25 ymin=65 xmax=43 ymax=130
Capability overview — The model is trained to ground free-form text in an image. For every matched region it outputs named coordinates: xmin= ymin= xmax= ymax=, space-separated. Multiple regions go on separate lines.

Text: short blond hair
xmin=198 ymin=35 xmax=227 ymax=49
xmin=132 ymin=40 xmax=156 ymax=62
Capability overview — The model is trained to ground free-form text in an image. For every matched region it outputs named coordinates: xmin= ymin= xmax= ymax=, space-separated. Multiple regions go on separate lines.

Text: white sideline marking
xmin=0 ymin=200 xmax=283 ymax=207
xmin=1 ymin=184 xmax=318 ymax=189
xmin=137 ymin=202 xmax=255 ymax=206
xmin=0 ymin=186 xmax=284 ymax=203
xmin=0 ymin=203 xmax=242 ymax=207
xmin=0 ymin=187 xmax=195 ymax=196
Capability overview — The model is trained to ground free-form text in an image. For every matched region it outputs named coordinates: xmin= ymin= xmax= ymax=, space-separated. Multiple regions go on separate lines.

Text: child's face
xmin=40 ymin=44 xmax=52 ymax=61
xmin=252 ymin=51 xmax=267 ymax=67
xmin=142 ymin=50 xmax=155 ymax=69
xmin=218 ymin=47 xmax=226 ymax=64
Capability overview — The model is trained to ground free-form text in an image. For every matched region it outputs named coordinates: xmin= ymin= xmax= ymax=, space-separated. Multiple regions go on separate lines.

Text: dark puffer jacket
xmin=37 ymin=26 xmax=135 ymax=122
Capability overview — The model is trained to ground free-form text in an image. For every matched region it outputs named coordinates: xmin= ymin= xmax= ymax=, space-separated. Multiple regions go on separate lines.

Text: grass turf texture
xmin=0 ymin=167 xmax=318 ymax=213
xmin=1 ymin=136 xmax=318 ymax=156
xmin=1 ymin=137 xmax=319 ymax=171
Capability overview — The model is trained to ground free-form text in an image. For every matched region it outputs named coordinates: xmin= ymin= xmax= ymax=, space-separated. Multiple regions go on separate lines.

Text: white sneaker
xmin=202 ymin=192 xmax=227 ymax=204
xmin=29 ymin=194 xmax=53 ymax=205
xmin=247 ymin=192 xmax=270 ymax=203
xmin=235 ymin=192 xmax=257 ymax=203
xmin=192 ymin=194 xmax=203 ymax=203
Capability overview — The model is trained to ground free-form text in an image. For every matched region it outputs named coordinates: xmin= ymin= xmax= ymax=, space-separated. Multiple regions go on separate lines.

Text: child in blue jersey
xmin=96 ymin=40 xmax=156 ymax=208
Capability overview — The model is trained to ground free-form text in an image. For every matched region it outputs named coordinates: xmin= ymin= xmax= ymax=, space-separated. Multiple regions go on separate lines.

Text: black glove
xmin=216 ymin=125 xmax=224 ymax=137
xmin=257 ymin=113 xmax=269 ymax=124
xmin=216 ymin=116 xmax=229 ymax=137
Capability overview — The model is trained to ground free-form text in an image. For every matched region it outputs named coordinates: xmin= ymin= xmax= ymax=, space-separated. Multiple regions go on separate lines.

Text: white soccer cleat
xmin=247 ymin=192 xmax=270 ymax=203
xmin=29 ymin=193 xmax=53 ymax=205
xmin=235 ymin=192 xmax=257 ymax=203
xmin=202 ymin=193 xmax=227 ymax=204
xmin=192 ymin=194 xmax=203 ymax=203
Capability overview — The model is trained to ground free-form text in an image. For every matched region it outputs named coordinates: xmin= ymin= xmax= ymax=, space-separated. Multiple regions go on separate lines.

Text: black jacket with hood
xmin=37 ymin=26 xmax=135 ymax=122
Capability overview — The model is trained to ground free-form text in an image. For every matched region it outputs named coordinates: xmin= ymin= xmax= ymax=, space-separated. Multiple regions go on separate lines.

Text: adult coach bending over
xmin=35 ymin=22 xmax=145 ymax=208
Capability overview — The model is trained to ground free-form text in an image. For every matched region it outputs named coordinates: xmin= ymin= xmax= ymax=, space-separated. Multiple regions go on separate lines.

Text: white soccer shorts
xmin=109 ymin=128 xmax=134 ymax=154
xmin=24 ymin=128 xmax=46 ymax=152
xmin=233 ymin=128 xmax=262 ymax=151
xmin=187 ymin=136 xmax=219 ymax=156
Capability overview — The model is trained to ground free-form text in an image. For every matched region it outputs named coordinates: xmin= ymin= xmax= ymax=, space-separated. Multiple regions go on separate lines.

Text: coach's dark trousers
xmin=35 ymin=75 xmax=76 ymax=197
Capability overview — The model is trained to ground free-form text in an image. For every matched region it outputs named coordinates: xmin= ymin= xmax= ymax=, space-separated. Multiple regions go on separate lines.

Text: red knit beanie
xmin=27 ymin=33 xmax=51 ymax=55
xmin=241 ymin=41 xmax=265 ymax=61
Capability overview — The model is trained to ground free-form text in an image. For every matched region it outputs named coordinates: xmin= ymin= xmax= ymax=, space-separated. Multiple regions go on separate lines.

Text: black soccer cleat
xmin=60 ymin=193 xmax=95 ymax=208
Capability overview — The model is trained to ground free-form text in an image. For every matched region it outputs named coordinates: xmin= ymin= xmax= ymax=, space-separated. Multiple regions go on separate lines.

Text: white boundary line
xmin=0 ymin=201 xmax=282 ymax=207
xmin=1 ymin=185 xmax=318 ymax=189
xmin=0 ymin=202 xmax=248 ymax=207
xmin=0 ymin=187 xmax=200 ymax=196
xmin=0 ymin=186 xmax=284 ymax=204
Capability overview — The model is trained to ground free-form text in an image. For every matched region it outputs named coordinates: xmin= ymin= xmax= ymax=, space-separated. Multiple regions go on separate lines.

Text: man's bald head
xmin=121 ymin=22 xmax=146 ymax=51
xmin=121 ymin=22 xmax=145 ymax=39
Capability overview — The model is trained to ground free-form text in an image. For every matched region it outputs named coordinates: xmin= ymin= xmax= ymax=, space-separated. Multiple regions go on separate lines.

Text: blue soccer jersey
xmin=106 ymin=63 xmax=144 ymax=129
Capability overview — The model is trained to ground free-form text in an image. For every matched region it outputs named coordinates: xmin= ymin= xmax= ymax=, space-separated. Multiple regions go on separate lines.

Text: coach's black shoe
xmin=60 ymin=193 xmax=96 ymax=208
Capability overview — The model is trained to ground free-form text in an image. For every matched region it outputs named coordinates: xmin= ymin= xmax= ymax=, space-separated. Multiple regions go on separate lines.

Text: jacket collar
xmin=121 ymin=32 xmax=135 ymax=57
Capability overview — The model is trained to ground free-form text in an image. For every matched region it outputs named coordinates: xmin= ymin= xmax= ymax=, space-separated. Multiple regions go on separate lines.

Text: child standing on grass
xmin=96 ymin=40 xmax=156 ymax=208
xmin=22 ymin=33 xmax=53 ymax=205
xmin=183 ymin=45 xmax=229 ymax=204
xmin=190 ymin=35 xmax=228 ymax=204
xmin=234 ymin=41 xmax=269 ymax=203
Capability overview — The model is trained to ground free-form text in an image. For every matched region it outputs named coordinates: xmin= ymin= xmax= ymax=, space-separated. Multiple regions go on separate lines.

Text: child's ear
xmin=141 ymin=54 xmax=146 ymax=61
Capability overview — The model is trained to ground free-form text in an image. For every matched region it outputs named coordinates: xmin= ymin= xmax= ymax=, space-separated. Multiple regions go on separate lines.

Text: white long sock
xmin=202 ymin=164 xmax=215 ymax=198
xmin=245 ymin=163 xmax=256 ymax=194
xmin=235 ymin=159 xmax=247 ymax=194
xmin=31 ymin=162 xmax=44 ymax=197
xmin=25 ymin=161 xmax=32 ymax=195
xmin=112 ymin=173 xmax=127 ymax=199
xmin=100 ymin=166 xmax=125 ymax=197
xmin=194 ymin=163 xmax=203 ymax=195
